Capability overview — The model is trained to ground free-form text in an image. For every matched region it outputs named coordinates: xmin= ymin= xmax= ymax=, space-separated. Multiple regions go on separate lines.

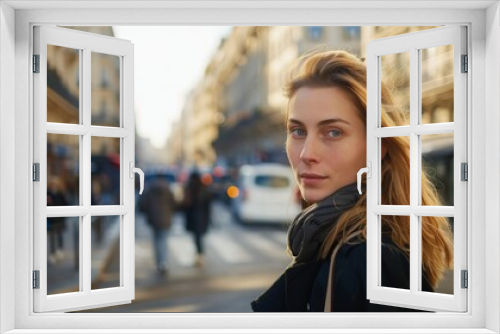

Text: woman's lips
xmin=299 ymin=173 xmax=327 ymax=186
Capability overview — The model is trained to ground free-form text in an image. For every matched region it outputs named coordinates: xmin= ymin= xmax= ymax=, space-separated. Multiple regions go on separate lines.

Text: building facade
xmin=172 ymin=26 xmax=363 ymax=168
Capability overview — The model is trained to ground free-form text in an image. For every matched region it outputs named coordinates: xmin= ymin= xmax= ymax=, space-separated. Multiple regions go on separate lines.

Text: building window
xmin=343 ymin=26 xmax=361 ymax=40
xmin=307 ymin=26 xmax=323 ymax=40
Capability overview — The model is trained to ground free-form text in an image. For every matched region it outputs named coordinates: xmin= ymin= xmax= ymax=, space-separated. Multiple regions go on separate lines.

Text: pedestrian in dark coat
xmin=47 ymin=178 xmax=68 ymax=264
xmin=183 ymin=171 xmax=212 ymax=266
xmin=139 ymin=175 xmax=176 ymax=275
xmin=252 ymin=50 xmax=454 ymax=312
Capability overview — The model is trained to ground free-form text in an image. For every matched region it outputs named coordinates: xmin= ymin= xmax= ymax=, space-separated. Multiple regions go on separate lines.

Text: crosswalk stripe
xmin=206 ymin=232 xmax=253 ymax=264
xmin=137 ymin=212 xmax=290 ymax=266
xmin=242 ymin=232 xmax=288 ymax=260
xmin=169 ymin=234 xmax=196 ymax=266
xmin=135 ymin=242 xmax=151 ymax=259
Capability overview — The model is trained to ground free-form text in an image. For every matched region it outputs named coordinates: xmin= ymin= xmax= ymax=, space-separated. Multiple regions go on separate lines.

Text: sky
xmin=112 ymin=26 xmax=232 ymax=149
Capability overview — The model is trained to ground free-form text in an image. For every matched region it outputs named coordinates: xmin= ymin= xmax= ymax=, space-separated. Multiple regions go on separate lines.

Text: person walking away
xmin=47 ymin=177 xmax=69 ymax=264
xmin=183 ymin=171 xmax=212 ymax=267
xmin=139 ymin=174 xmax=176 ymax=276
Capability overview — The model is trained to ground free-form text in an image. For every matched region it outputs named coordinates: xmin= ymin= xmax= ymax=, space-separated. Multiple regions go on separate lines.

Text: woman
xmin=251 ymin=50 xmax=453 ymax=312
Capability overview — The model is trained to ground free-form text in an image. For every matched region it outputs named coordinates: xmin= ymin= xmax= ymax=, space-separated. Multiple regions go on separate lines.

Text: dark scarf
xmin=287 ymin=183 xmax=361 ymax=265
xmin=251 ymin=182 xmax=361 ymax=312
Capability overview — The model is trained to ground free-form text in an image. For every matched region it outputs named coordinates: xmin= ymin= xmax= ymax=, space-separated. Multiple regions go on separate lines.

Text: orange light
xmin=227 ymin=186 xmax=239 ymax=199
xmin=201 ymin=173 xmax=213 ymax=185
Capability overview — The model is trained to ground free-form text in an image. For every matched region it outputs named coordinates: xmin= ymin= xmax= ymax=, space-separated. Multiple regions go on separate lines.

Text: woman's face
xmin=286 ymin=86 xmax=367 ymax=205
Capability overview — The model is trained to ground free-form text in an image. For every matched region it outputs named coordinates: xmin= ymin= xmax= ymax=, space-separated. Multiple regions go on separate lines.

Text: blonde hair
xmin=284 ymin=50 xmax=453 ymax=289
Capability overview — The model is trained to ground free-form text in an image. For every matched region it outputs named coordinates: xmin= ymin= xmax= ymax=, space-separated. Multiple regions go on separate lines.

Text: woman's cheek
xmin=288 ymin=145 xmax=300 ymax=167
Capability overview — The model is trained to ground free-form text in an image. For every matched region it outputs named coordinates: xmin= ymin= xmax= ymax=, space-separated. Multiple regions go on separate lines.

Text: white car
xmin=231 ymin=164 xmax=301 ymax=225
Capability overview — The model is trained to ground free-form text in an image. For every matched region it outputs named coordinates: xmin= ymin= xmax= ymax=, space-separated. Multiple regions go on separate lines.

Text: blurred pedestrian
xmin=251 ymin=50 xmax=453 ymax=312
xmin=138 ymin=174 xmax=176 ymax=276
xmin=47 ymin=177 xmax=68 ymax=264
xmin=91 ymin=179 xmax=105 ymax=244
xmin=182 ymin=171 xmax=212 ymax=267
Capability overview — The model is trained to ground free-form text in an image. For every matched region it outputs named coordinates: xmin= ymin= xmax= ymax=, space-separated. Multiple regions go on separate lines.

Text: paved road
xmin=76 ymin=200 xmax=454 ymax=313
xmin=83 ymin=201 xmax=292 ymax=313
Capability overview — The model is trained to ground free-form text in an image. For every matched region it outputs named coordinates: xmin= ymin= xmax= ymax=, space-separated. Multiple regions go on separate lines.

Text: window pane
xmin=421 ymin=45 xmax=454 ymax=124
xmin=381 ymin=215 xmax=410 ymax=290
xmin=91 ymin=52 xmax=121 ymax=127
xmin=47 ymin=133 xmax=80 ymax=206
xmin=91 ymin=215 xmax=121 ymax=290
xmin=421 ymin=134 xmax=454 ymax=206
xmin=381 ymin=52 xmax=410 ymax=127
xmin=47 ymin=44 xmax=80 ymax=124
xmin=381 ymin=136 xmax=410 ymax=205
xmin=47 ymin=217 xmax=80 ymax=295
xmin=91 ymin=137 xmax=121 ymax=206
xmin=421 ymin=216 xmax=454 ymax=295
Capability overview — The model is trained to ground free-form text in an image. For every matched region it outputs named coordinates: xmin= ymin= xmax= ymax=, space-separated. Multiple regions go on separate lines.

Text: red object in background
xmin=201 ymin=173 xmax=213 ymax=185
xmin=213 ymin=166 xmax=225 ymax=178
xmin=108 ymin=152 xmax=121 ymax=169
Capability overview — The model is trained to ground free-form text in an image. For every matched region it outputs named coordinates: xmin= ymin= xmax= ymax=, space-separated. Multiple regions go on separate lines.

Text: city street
xmin=82 ymin=201 xmax=291 ymax=313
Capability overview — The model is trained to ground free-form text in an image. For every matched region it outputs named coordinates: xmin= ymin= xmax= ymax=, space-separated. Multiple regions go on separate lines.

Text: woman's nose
xmin=300 ymin=137 xmax=320 ymax=163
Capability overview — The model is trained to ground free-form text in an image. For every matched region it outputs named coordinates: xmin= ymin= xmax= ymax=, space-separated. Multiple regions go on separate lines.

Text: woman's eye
xmin=326 ymin=129 xmax=343 ymax=138
xmin=289 ymin=128 xmax=306 ymax=138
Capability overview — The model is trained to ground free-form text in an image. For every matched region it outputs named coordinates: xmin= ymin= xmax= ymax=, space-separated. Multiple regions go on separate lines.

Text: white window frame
xmin=33 ymin=25 xmax=136 ymax=313
xmin=365 ymin=26 xmax=467 ymax=312
xmin=0 ymin=1 xmax=498 ymax=333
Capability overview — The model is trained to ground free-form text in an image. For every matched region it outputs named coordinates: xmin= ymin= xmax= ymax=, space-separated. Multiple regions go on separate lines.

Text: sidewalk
xmin=47 ymin=216 xmax=120 ymax=295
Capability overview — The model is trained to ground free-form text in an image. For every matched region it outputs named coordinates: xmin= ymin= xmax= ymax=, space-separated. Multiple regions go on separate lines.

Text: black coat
xmin=138 ymin=179 xmax=176 ymax=230
xmin=251 ymin=239 xmax=433 ymax=312
xmin=183 ymin=182 xmax=212 ymax=234
xmin=47 ymin=189 xmax=68 ymax=230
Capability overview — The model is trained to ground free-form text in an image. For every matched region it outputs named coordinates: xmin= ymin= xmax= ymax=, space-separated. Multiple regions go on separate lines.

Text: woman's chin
xmin=302 ymin=191 xmax=328 ymax=205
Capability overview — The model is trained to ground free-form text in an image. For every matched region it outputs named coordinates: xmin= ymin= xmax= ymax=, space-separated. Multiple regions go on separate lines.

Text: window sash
xmin=366 ymin=25 xmax=467 ymax=312
xmin=33 ymin=25 xmax=135 ymax=313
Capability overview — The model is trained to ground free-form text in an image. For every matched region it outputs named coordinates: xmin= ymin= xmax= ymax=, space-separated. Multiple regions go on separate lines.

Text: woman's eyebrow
xmin=318 ymin=118 xmax=351 ymax=126
xmin=287 ymin=118 xmax=351 ymax=126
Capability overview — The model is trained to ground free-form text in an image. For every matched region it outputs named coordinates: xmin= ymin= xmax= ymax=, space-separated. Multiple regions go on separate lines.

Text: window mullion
xmin=89 ymin=126 xmax=130 ymax=138
xmin=409 ymin=46 xmax=420 ymax=294
xmin=413 ymin=123 xmax=454 ymax=135
xmin=373 ymin=205 xmax=454 ymax=217
xmin=82 ymin=47 xmax=92 ymax=294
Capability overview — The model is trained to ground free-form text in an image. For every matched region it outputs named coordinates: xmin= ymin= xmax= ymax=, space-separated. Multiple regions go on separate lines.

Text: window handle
xmin=129 ymin=162 xmax=145 ymax=195
xmin=357 ymin=162 xmax=371 ymax=195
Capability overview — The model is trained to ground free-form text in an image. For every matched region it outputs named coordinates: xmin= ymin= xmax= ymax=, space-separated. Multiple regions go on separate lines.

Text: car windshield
xmin=254 ymin=175 xmax=290 ymax=188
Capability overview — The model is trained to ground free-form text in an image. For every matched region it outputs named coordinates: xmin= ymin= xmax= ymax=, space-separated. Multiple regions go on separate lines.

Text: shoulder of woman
xmin=333 ymin=242 xmax=367 ymax=282
xmin=321 ymin=241 xmax=419 ymax=312
xmin=316 ymin=243 xmax=367 ymax=312
xmin=332 ymin=241 xmax=409 ymax=281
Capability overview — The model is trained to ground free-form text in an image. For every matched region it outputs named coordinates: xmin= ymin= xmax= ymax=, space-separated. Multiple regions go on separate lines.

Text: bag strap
xmin=323 ymin=233 xmax=364 ymax=312
xmin=323 ymin=251 xmax=336 ymax=312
